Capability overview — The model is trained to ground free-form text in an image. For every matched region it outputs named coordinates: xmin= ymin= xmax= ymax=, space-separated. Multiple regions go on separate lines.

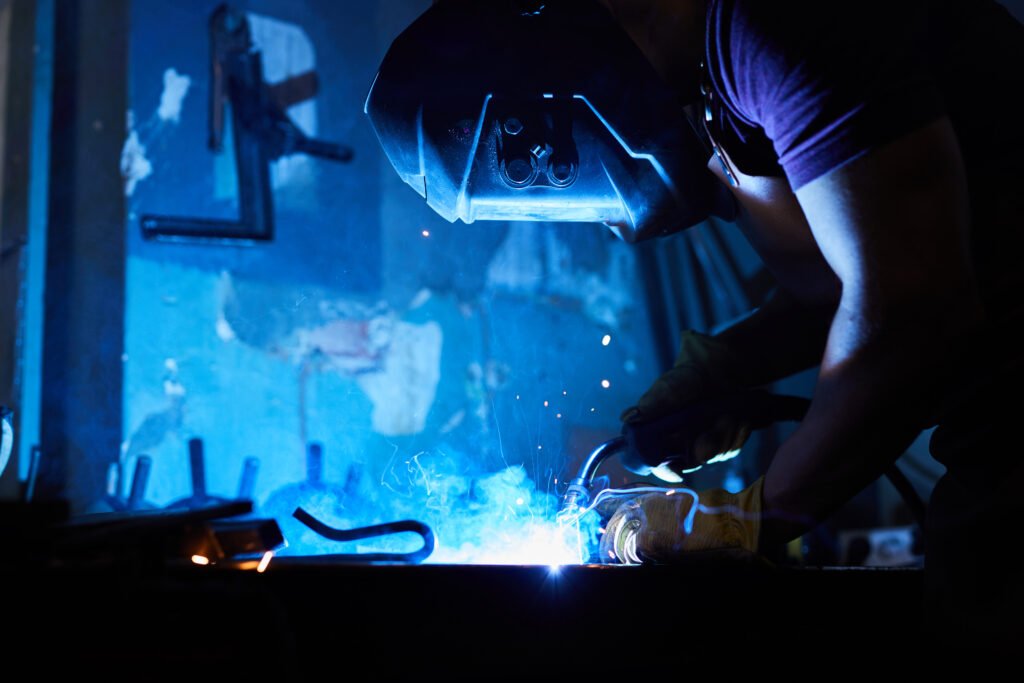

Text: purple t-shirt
xmin=705 ymin=0 xmax=969 ymax=190
xmin=704 ymin=0 xmax=1024 ymax=307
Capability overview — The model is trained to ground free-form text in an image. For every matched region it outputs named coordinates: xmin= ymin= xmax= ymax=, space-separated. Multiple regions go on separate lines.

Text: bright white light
xmin=706 ymin=449 xmax=742 ymax=465
xmin=191 ymin=555 xmax=210 ymax=566
xmin=601 ymin=379 xmax=611 ymax=389
xmin=257 ymin=551 xmax=273 ymax=573
xmin=421 ymin=229 xmax=430 ymax=237
xmin=601 ymin=335 xmax=611 ymax=346
xmin=516 ymin=497 xmax=525 ymax=506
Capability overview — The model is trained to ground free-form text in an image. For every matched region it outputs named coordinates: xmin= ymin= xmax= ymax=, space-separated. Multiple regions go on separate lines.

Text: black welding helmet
xmin=365 ymin=0 xmax=728 ymax=243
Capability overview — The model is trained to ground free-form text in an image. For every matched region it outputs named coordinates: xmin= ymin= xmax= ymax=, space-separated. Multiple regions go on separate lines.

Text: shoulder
xmin=706 ymin=0 xmax=810 ymax=126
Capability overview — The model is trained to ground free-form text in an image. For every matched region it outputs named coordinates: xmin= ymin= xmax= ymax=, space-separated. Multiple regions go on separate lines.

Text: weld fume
xmin=259 ymin=447 xmax=602 ymax=565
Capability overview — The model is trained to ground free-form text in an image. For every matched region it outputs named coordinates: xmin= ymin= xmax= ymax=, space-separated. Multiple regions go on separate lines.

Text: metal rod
xmin=306 ymin=442 xmax=323 ymax=485
xmin=237 ymin=456 xmax=259 ymax=500
xmin=127 ymin=455 xmax=151 ymax=510
xmin=188 ymin=438 xmax=206 ymax=498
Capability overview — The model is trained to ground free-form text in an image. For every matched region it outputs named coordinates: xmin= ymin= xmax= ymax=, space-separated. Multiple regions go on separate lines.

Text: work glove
xmin=619 ymin=331 xmax=758 ymax=482
xmin=621 ymin=331 xmax=749 ymax=423
xmin=598 ymin=477 xmax=764 ymax=564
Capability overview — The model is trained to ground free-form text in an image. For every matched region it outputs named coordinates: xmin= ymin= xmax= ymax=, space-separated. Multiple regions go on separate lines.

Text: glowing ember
xmin=191 ymin=555 xmax=210 ymax=566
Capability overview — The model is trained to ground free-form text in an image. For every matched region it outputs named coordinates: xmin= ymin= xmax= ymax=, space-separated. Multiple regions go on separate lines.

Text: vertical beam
xmin=0 ymin=0 xmax=38 ymax=499
xmin=38 ymin=0 xmax=128 ymax=510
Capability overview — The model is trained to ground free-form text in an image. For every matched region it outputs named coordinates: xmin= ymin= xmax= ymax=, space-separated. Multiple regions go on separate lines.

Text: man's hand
xmin=620 ymin=331 xmax=758 ymax=481
xmin=598 ymin=478 xmax=764 ymax=563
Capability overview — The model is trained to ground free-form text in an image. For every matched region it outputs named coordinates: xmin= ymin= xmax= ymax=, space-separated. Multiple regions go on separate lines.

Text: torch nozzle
xmin=558 ymin=436 xmax=626 ymax=519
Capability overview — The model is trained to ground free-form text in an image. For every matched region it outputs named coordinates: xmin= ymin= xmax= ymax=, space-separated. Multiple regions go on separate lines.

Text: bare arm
xmin=715 ymin=286 xmax=834 ymax=388
xmin=707 ymin=153 xmax=841 ymax=388
xmin=760 ymin=117 xmax=983 ymax=543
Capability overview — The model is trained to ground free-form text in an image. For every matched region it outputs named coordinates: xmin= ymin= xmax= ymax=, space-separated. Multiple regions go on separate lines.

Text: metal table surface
xmin=5 ymin=556 xmax=927 ymax=679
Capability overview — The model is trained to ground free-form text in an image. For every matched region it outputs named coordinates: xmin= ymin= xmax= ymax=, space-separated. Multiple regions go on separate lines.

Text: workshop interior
xmin=2 ymin=0 xmax=1020 ymax=675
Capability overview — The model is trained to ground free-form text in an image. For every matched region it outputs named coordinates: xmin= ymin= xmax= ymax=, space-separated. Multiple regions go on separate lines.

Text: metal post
xmin=37 ymin=0 xmax=128 ymax=511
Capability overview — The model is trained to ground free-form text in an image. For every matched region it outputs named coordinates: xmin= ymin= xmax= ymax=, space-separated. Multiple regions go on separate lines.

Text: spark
xmin=556 ymin=413 xmax=562 ymax=419
xmin=601 ymin=334 xmax=611 ymax=346
xmin=516 ymin=394 xmax=520 ymax=400
xmin=257 ymin=551 xmax=273 ymax=573
xmin=543 ymin=400 xmax=549 ymax=407
xmin=562 ymin=390 xmax=568 ymax=396
xmin=601 ymin=379 xmax=611 ymax=389
xmin=537 ymin=445 xmax=543 ymax=450
xmin=191 ymin=555 xmax=210 ymax=566
xmin=590 ymin=407 xmax=596 ymax=412
xmin=421 ymin=229 xmax=430 ymax=237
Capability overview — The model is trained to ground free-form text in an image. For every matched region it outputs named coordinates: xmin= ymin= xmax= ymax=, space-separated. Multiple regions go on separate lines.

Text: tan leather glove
xmin=598 ymin=477 xmax=764 ymax=563
xmin=620 ymin=331 xmax=756 ymax=481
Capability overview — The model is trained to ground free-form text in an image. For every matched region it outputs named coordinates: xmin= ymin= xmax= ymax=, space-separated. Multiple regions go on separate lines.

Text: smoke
xmin=259 ymin=445 xmax=602 ymax=565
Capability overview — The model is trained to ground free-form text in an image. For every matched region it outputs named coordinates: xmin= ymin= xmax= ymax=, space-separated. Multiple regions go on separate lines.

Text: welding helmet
xmin=365 ymin=0 xmax=730 ymax=243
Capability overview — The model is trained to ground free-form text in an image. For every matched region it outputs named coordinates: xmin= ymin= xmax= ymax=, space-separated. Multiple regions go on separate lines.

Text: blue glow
xmin=111 ymin=0 xmax=669 ymax=567
xmin=261 ymin=461 xmax=599 ymax=566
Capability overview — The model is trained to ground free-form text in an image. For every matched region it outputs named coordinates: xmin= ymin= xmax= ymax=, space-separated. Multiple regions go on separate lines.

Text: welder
xmin=366 ymin=0 xmax=1024 ymax=649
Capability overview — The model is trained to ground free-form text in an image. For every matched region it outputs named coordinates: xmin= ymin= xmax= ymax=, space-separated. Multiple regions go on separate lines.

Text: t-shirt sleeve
xmin=718 ymin=0 xmax=945 ymax=190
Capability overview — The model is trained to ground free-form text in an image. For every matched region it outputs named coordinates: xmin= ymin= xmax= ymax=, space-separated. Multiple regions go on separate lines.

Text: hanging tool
xmin=141 ymin=3 xmax=353 ymax=243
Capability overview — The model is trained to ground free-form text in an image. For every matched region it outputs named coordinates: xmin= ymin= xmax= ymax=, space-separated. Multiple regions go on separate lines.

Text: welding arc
xmin=292 ymin=507 xmax=436 ymax=564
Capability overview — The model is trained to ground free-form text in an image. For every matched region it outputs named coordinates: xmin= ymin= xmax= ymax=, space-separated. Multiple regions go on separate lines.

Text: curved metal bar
xmin=292 ymin=507 xmax=436 ymax=564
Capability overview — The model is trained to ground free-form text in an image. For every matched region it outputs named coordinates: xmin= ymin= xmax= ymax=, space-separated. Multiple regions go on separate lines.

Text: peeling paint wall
xmin=123 ymin=0 xmax=662 ymax=556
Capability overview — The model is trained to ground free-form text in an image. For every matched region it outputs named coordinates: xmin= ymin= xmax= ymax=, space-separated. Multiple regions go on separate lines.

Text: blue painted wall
xmin=123 ymin=0 xmax=662 ymax=562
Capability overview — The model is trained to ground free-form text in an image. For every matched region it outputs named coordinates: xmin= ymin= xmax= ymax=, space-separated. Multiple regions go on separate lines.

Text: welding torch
xmin=557 ymin=391 xmax=812 ymax=521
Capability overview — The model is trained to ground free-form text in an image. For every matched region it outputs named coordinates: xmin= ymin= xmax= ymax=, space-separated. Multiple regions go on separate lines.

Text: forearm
xmin=715 ymin=287 xmax=836 ymax=388
xmin=759 ymin=297 xmax=982 ymax=546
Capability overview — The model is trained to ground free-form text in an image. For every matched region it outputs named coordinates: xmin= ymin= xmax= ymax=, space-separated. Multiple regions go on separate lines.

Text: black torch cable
xmin=292 ymin=507 xmax=436 ymax=564
xmin=882 ymin=463 xmax=928 ymax=531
